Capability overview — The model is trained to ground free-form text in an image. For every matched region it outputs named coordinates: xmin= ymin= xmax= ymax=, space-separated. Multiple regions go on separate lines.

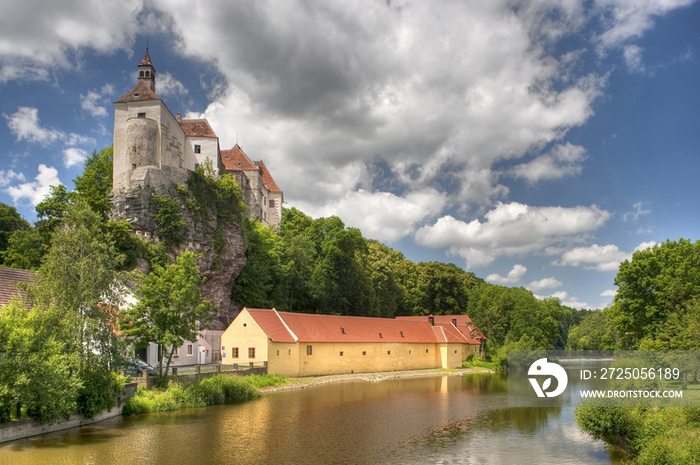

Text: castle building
xmin=113 ymin=51 xmax=283 ymax=228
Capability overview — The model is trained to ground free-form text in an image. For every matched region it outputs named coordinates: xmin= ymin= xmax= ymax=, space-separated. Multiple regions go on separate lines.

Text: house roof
xmin=0 ymin=267 xmax=36 ymax=307
xmin=396 ymin=315 xmax=485 ymax=343
xmin=221 ymin=144 xmax=257 ymax=171
xmin=244 ymin=308 xmax=483 ymax=344
xmin=256 ymin=160 xmax=282 ymax=193
xmin=179 ymin=119 xmax=217 ymax=138
xmin=114 ymin=79 xmax=161 ymax=104
xmin=138 ymin=51 xmax=153 ymax=67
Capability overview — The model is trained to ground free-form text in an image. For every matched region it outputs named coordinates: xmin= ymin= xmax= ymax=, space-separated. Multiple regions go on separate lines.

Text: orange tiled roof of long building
xmin=179 ymin=119 xmax=217 ymax=138
xmin=255 ymin=160 xmax=282 ymax=192
xmin=0 ymin=267 xmax=36 ymax=307
xmin=221 ymin=144 xmax=257 ymax=171
xmin=114 ymin=79 xmax=160 ymax=104
xmin=397 ymin=315 xmax=485 ymax=343
xmin=246 ymin=308 xmax=483 ymax=344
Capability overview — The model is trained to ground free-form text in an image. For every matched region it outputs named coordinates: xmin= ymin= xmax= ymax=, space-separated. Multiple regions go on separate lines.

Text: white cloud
xmin=63 ymin=148 xmax=87 ymax=168
xmin=554 ymin=244 xmax=629 ymax=271
xmin=600 ymin=289 xmax=616 ymax=297
xmin=635 ymin=241 xmax=657 ymax=251
xmin=527 ymin=277 xmax=563 ymax=292
xmin=509 ymin=143 xmax=587 ymax=184
xmin=623 ymin=45 xmax=645 ymax=73
xmin=0 ymin=169 xmax=25 ymax=187
xmin=80 ymin=83 xmax=116 ymax=117
xmin=623 ymin=201 xmax=651 ymax=221
xmin=535 ymin=290 xmax=593 ymax=310
xmin=0 ymin=0 xmax=142 ymax=84
xmin=593 ymin=0 xmax=695 ymax=52
xmin=4 ymin=106 xmax=95 ymax=146
xmin=487 ymin=264 xmax=527 ymax=285
xmin=415 ymin=202 xmax=610 ymax=268
xmin=309 ymin=188 xmax=447 ymax=243
xmin=157 ymin=72 xmax=188 ymax=97
xmin=4 ymin=106 xmax=63 ymax=145
xmin=5 ymin=164 xmax=61 ymax=206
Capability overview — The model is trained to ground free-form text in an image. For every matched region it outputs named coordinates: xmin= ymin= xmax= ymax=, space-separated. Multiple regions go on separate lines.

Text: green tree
xmin=607 ymin=239 xmax=700 ymax=348
xmin=566 ymin=311 xmax=617 ymax=350
xmin=122 ymin=251 xmax=216 ymax=380
xmin=0 ymin=301 xmax=81 ymax=424
xmin=2 ymin=228 xmax=45 ymax=270
xmin=0 ymin=203 xmax=29 ymax=264
xmin=72 ymin=146 xmax=113 ymax=218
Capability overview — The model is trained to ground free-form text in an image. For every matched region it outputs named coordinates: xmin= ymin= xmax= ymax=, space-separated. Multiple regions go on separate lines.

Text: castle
xmin=112 ymin=51 xmax=283 ymax=228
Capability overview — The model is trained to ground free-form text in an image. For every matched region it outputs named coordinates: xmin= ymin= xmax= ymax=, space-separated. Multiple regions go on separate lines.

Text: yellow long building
xmin=221 ymin=309 xmax=485 ymax=377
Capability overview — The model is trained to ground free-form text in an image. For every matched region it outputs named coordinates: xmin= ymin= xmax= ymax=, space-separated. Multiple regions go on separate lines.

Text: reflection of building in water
xmin=112 ymin=51 xmax=283 ymax=228
xmin=221 ymin=308 xmax=486 ymax=376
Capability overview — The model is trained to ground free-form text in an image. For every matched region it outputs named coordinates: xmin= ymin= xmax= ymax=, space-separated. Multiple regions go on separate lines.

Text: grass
xmin=122 ymin=374 xmax=289 ymax=415
xmin=462 ymin=359 xmax=500 ymax=370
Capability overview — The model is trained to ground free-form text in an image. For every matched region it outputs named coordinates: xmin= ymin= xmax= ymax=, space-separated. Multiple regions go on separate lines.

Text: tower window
xmin=145 ymin=71 xmax=150 ymax=77
xmin=139 ymin=71 xmax=144 ymax=77
xmin=138 ymin=112 xmax=146 ymax=118
xmin=269 ymin=200 xmax=275 ymax=207
xmin=194 ymin=145 xmax=201 ymax=154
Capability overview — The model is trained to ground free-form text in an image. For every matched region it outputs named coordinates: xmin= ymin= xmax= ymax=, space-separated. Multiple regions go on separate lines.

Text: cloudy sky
xmin=1 ymin=0 xmax=699 ymax=309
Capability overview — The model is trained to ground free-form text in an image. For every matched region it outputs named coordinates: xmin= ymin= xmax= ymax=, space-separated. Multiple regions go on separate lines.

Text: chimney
xmin=428 ymin=316 xmax=435 ymax=326
xmin=176 ymin=112 xmax=181 ymax=120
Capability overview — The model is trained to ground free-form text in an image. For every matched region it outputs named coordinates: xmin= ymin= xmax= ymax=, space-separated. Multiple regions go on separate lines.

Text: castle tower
xmin=137 ymin=49 xmax=156 ymax=92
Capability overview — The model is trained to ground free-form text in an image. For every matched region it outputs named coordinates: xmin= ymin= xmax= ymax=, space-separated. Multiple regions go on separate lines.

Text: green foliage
xmin=122 ymin=374 xmax=288 ymax=415
xmin=0 ymin=202 xmax=29 ymax=264
xmin=122 ymin=251 xmax=216 ymax=380
xmin=607 ymin=239 xmax=700 ymax=349
xmin=0 ymin=301 xmax=81 ymax=424
xmin=76 ymin=367 xmax=119 ymax=418
xmin=72 ymin=146 xmax=113 ymax=218
xmin=566 ymin=311 xmax=617 ymax=350
xmin=2 ymin=227 xmax=46 ymax=270
xmin=576 ymin=406 xmax=700 ymax=463
xmin=153 ymin=194 xmax=186 ymax=246
xmin=462 ymin=356 xmax=500 ymax=370
xmin=186 ymin=166 xmax=247 ymax=226
xmin=467 ymin=283 xmax=571 ymax=355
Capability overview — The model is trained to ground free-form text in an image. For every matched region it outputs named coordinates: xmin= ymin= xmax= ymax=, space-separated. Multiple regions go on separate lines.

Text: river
xmin=0 ymin=372 xmax=624 ymax=465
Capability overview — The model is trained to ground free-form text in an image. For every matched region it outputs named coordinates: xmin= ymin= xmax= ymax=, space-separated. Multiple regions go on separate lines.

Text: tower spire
xmin=137 ymin=47 xmax=156 ymax=92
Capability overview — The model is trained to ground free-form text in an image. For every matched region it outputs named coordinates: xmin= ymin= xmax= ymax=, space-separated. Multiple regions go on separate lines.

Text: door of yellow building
xmin=440 ymin=346 xmax=448 ymax=368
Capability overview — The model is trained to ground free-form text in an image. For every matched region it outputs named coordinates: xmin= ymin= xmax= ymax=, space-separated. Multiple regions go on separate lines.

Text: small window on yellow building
xmin=277 ymin=350 xmax=280 ymax=356
xmin=455 ymin=350 xmax=457 ymax=354
xmin=426 ymin=349 xmax=429 ymax=353
xmin=387 ymin=350 xmax=391 ymax=355
xmin=232 ymin=347 xmax=239 ymax=358
xmin=340 ymin=351 xmax=344 ymax=356
xmin=307 ymin=345 xmax=312 ymax=356
xmin=248 ymin=347 xmax=255 ymax=358
xmin=409 ymin=350 xmax=412 ymax=355
xmin=288 ymin=349 xmax=291 ymax=355
xmin=362 ymin=351 xmax=367 ymax=356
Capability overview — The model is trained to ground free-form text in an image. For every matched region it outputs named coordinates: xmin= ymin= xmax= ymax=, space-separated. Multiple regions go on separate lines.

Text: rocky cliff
xmin=111 ymin=166 xmax=246 ymax=330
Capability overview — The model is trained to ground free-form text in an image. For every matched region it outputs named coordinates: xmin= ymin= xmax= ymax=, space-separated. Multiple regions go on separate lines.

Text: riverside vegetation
xmin=2 ymin=145 xmax=700 ymax=463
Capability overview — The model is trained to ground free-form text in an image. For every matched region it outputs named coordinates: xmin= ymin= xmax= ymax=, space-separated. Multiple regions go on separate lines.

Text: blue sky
xmin=1 ymin=0 xmax=699 ymax=309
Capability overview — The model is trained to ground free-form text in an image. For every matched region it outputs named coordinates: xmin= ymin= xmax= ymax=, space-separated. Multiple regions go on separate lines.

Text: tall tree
xmin=72 ymin=146 xmax=113 ymax=218
xmin=122 ymin=251 xmax=216 ymax=380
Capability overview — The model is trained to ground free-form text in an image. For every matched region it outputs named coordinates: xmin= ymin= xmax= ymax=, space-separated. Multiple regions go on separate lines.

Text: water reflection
xmin=0 ymin=373 xmax=623 ymax=465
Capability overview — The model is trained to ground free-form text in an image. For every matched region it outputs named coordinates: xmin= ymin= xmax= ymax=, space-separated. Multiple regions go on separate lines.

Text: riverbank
xmin=260 ymin=367 xmax=496 ymax=393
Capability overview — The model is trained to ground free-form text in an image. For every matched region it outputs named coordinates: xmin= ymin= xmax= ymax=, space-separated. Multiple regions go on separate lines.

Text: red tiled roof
xmin=247 ymin=308 xmax=296 ymax=343
xmin=139 ymin=51 xmax=153 ymax=67
xmin=278 ymin=311 xmax=442 ymax=344
xmin=221 ymin=144 xmax=257 ymax=171
xmin=397 ymin=315 xmax=484 ymax=343
xmin=114 ymin=80 xmax=160 ymax=104
xmin=0 ymin=267 xmax=36 ymax=307
xmin=179 ymin=119 xmax=217 ymax=138
xmin=255 ymin=160 xmax=282 ymax=193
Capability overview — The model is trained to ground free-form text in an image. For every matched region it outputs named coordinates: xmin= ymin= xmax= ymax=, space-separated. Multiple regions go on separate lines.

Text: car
xmin=122 ymin=359 xmax=157 ymax=376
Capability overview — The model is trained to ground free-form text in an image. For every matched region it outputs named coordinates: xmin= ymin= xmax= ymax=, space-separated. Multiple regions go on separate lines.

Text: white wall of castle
xmin=185 ymin=136 xmax=221 ymax=172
